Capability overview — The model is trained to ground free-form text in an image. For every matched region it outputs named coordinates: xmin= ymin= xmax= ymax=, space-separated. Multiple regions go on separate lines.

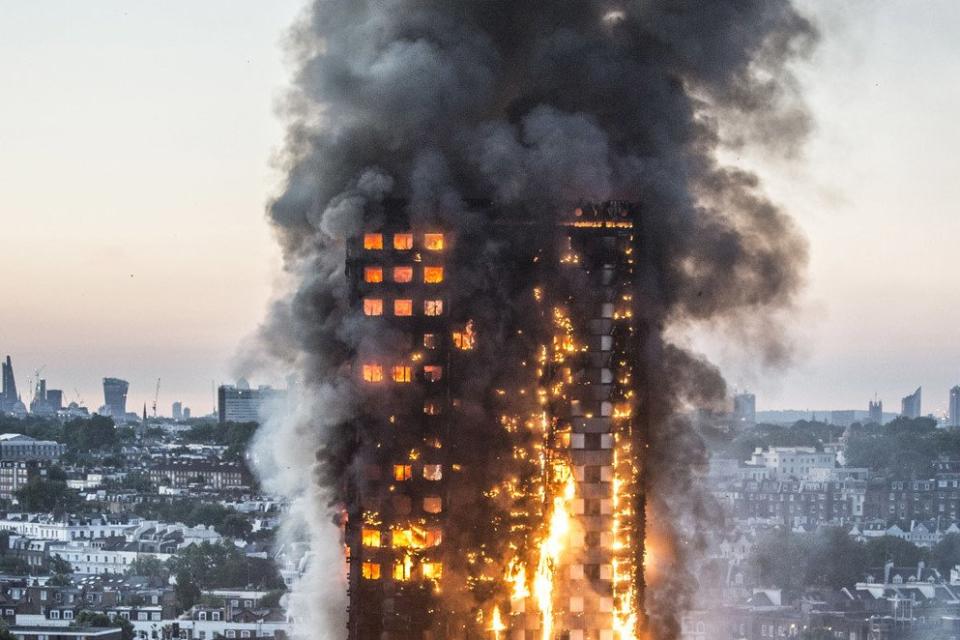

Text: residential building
xmin=747 ymin=447 xmax=836 ymax=480
xmin=147 ymin=461 xmax=250 ymax=489
xmin=0 ymin=434 xmax=65 ymax=462
xmin=217 ymin=383 xmax=280 ymax=424
xmin=901 ymin=386 xmax=922 ymax=419
xmin=733 ymin=392 xmax=757 ymax=427
xmin=0 ymin=461 xmax=52 ymax=500
xmin=950 ymin=385 xmax=960 ymax=428
xmin=172 ymin=402 xmax=183 ymax=421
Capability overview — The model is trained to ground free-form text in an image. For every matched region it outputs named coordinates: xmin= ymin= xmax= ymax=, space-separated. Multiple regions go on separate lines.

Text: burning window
xmin=363 ymin=298 xmax=383 ymax=316
xmin=394 ymin=299 xmax=413 ymax=316
xmin=364 ymin=266 xmax=383 ymax=283
xmin=423 ymin=465 xmax=442 ymax=481
xmin=362 ymin=364 xmax=383 ymax=383
xmin=363 ymin=234 xmax=383 ymax=250
xmin=424 ymin=233 xmax=444 ymax=251
xmin=421 ymin=562 xmax=442 ymax=580
xmin=392 ymin=366 xmax=412 ymax=383
xmin=392 ymin=559 xmax=412 ymax=581
xmin=424 ymin=528 xmax=442 ymax=546
xmin=425 ymin=436 xmax=442 ymax=449
xmin=452 ymin=321 xmax=475 ymax=350
xmin=393 ymin=266 xmax=413 ymax=283
xmin=423 ymin=496 xmax=442 ymax=514
xmin=423 ymin=401 xmax=442 ymax=415
xmin=393 ymin=464 xmax=412 ymax=481
xmin=423 ymin=333 xmax=438 ymax=349
xmin=361 ymin=562 xmax=381 ymax=580
xmin=423 ymin=266 xmax=444 ymax=283
xmin=361 ymin=529 xmax=381 ymax=547
xmin=393 ymin=233 xmax=413 ymax=250
xmin=423 ymin=366 xmax=443 ymax=382
xmin=424 ymin=299 xmax=443 ymax=316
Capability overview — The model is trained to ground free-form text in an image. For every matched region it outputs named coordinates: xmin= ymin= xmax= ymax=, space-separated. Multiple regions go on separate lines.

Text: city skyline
xmin=2 ymin=1 xmax=960 ymax=414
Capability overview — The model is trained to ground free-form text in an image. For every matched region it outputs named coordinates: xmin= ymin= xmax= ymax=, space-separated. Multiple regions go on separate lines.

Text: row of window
xmin=361 ymin=526 xmax=443 ymax=548
xmin=364 ymin=233 xmax=444 ymax=251
xmin=363 ymin=298 xmax=443 ymax=317
xmin=364 ymin=265 xmax=444 ymax=284
xmin=391 ymin=463 xmax=443 ymax=481
xmin=360 ymin=560 xmax=442 ymax=580
xmin=362 ymin=365 xmax=443 ymax=383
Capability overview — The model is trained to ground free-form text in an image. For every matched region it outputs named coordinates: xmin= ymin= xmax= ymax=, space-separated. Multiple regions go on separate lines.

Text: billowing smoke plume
xmin=253 ymin=2 xmax=815 ymax=639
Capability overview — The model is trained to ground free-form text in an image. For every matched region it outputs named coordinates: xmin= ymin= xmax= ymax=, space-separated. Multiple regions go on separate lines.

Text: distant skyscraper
xmin=46 ymin=389 xmax=63 ymax=412
xmin=102 ymin=378 xmax=129 ymax=418
xmin=950 ymin=386 xmax=960 ymax=428
xmin=29 ymin=379 xmax=56 ymax=417
xmin=1 ymin=356 xmax=18 ymax=413
xmin=172 ymin=401 xmax=183 ymax=421
xmin=868 ymin=398 xmax=883 ymax=424
xmin=733 ymin=392 xmax=757 ymax=426
xmin=182 ymin=407 xmax=191 ymax=419
xmin=901 ymin=387 xmax=922 ymax=419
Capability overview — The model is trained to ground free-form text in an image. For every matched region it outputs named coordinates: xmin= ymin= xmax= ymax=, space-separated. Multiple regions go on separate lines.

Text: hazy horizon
xmin=2 ymin=0 xmax=959 ymax=417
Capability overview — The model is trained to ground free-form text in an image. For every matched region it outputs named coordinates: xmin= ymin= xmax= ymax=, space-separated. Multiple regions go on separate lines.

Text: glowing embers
xmin=393 ymin=266 xmax=414 ymax=283
xmin=361 ymin=529 xmax=381 ymax=547
xmin=363 ymin=298 xmax=383 ymax=316
xmin=361 ymin=562 xmax=381 ymax=580
xmin=362 ymin=364 xmax=383 ymax=383
xmin=423 ymin=333 xmax=438 ymax=349
xmin=392 ymin=366 xmax=413 ymax=383
xmin=421 ymin=561 xmax=443 ymax=580
xmin=423 ymin=400 xmax=442 ymax=415
xmin=423 ymin=266 xmax=444 ymax=283
xmin=364 ymin=266 xmax=383 ymax=283
xmin=393 ymin=464 xmax=413 ymax=481
xmin=452 ymin=320 xmax=476 ymax=350
xmin=424 ymin=299 xmax=444 ymax=316
xmin=394 ymin=299 xmax=414 ymax=316
xmin=424 ymin=233 xmax=444 ymax=251
xmin=393 ymin=233 xmax=413 ymax=250
xmin=363 ymin=233 xmax=383 ymax=250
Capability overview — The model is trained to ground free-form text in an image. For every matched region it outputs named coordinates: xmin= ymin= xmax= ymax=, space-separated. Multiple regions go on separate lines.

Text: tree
xmin=865 ymin=536 xmax=926 ymax=569
xmin=174 ymin=570 xmax=201 ymax=612
xmin=62 ymin=415 xmax=116 ymax=451
xmin=15 ymin=477 xmax=77 ymax=513
xmin=167 ymin=541 xmax=285 ymax=591
xmin=48 ymin=554 xmax=73 ymax=575
xmin=217 ymin=513 xmax=252 ymax=540
xmin=73 ymin=611 xmax=134 ymax=640
xmin=0 ymin=622 xmax=14 ymax=640
xmin=802 ymin=527 xmax=868 ymax=588
xmin=931 ymin=533 xmax=960 ymax=574
xmin=126 ymin=556 xmax=167 ymax=579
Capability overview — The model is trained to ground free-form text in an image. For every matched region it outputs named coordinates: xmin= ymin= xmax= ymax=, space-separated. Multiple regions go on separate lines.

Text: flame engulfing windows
xmin=363 ymin=234 xmax=383 ymax=250
xmin=361 ymin=562 xmax=381 ymax=580
xmin=392 ymin=366 xmax=412 ymax=383
xmin=393 ymin=557 xmax=412 ymax=581
xmin=363 ymin=299 xmax=383 ymax=316
xmin=394 ymin=299 xmax=413 ymax=316
xmin=421 ymin=561 xmax=442 ymax=580
xmin=423 ymin=496 xmax=442 ymax=514
xmin=362 ymin=364 xmax=383 ymax=382
xmin=393 ymin=233 xmax=413 ymax=250
xmin=424 ymin=300 xmax=443 ymax=316
xmin=423 ymin=366 xmax=443 ymax=382
xmin=423 ymin=464 xmax=442 ymax=481
xmin=424 ymin=233 xmax=444 ymax=251
xmin=364 ymin=267 xmax=383 ymax=283
xmin=361 ymin=529 xmax=381 ymax=547
xmin=423 ymin=266 xmax=444 ymax=283
xmin=452 ymin=321 xmax=475 ymax=350
xmin=393 ymin=266 xmax=413 ymax=283
xmin=393 ymin=464 xmax=412 ymax=481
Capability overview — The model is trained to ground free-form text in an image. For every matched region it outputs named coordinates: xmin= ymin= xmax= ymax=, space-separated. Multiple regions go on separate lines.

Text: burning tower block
xmin=344 ymin=201 xmax=645 ymax=640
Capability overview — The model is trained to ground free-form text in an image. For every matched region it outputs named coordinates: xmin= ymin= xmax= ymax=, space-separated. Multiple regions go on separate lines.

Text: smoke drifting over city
xmin=253 ymin=2 xmax=816 ymax=639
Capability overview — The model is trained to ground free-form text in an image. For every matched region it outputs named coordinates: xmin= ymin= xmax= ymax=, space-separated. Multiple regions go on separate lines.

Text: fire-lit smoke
xmin=254 ymin=2 xmax=816 ymax=639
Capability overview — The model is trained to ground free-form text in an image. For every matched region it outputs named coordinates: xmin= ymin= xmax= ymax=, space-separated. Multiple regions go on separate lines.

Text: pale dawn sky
xmin=0 ymin=1 xmax=958 ymax=417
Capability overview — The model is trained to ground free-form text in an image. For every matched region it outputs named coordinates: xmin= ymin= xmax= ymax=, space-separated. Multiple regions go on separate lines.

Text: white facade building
xmin=747 ymin=446 xmax=836 ymax=480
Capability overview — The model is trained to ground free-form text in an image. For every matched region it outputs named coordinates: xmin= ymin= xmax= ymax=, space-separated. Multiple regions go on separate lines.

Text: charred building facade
xmin=342 ymin=201 xmax=645 ymax=640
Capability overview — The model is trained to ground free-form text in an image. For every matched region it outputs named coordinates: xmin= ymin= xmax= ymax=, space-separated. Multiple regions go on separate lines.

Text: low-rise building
xmin=0 ymin=434 xmax=65 ymax=462
xmin=148 ymin=461 xmax=250 ymax=490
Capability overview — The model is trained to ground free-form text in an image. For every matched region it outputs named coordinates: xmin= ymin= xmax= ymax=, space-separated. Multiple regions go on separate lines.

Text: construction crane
xmin=152 ymin=378 xmax=161 ymax=418
xmin=73 ymin=388 xmax=84 ymax=406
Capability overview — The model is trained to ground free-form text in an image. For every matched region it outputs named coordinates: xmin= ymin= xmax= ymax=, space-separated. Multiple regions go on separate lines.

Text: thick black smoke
xmin=255 ymin=2 xmax=816 ymax=639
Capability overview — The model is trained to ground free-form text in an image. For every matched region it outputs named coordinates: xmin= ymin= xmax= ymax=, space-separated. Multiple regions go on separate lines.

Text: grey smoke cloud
xmin=254 ymin=1 xmax=817 ymax=638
